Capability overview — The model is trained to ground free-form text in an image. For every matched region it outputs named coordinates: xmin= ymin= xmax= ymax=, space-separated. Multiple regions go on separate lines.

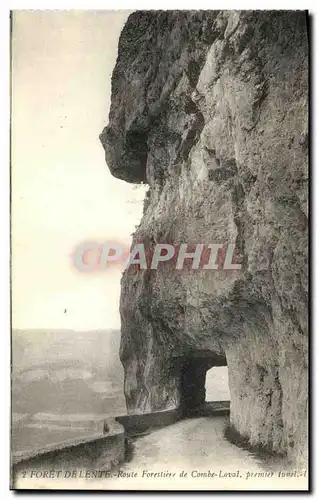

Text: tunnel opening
xmin=205 ymin=366 xmax=230 ymax=402
xmin=177 ymin=352 xmax=227 ymax=416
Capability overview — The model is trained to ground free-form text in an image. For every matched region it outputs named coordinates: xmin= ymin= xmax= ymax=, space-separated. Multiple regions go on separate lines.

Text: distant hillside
xmin=11 ymin=329 xmax=126 ymax=453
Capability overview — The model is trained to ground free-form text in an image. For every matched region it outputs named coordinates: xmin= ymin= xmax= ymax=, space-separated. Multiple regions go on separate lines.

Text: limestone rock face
xmin=100 ymin=10 xmax=308 ymax=464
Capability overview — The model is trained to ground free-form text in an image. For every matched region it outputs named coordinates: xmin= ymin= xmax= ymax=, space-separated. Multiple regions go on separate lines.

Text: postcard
xmin=11 ymin=9 xmax=309 ymax=491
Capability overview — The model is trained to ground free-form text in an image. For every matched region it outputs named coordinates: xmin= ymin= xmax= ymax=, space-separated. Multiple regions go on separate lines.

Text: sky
xmin=11 ymin=10 xmax=146 ymax=331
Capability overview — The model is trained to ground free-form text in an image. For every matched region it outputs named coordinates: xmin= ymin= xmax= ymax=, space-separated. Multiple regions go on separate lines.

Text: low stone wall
xmin=12 ymin=401 xmax=230 ymax=488
xmin=115 ymin=401 xmax=230 ymax=436
xmin=116 ymin=408 xmax=183 ymax=437
xmin=187 ymin=400 xmax=230 ymax=418
xmin=12 ymin=418 xmax=125 ymax=485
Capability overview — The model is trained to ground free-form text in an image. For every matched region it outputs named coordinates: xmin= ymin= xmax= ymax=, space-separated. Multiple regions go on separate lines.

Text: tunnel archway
xmin=177 ymin=351 xmax=227 ymax=415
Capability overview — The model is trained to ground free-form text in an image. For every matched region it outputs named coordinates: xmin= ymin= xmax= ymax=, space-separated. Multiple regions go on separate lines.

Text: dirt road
xmin=107 ymin=416 xmax=307 ymax=490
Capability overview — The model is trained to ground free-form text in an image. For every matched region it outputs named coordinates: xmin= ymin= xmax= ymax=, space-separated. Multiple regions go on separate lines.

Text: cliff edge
xmin=100 ymin=10 xmax=308 ymax=465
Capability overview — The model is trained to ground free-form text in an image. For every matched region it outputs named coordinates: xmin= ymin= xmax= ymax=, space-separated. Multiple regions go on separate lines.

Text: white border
xmin=4 ymin=1 xmax=317 ymax=10
xmin=0 ymin=2 xmax=11 ymax=498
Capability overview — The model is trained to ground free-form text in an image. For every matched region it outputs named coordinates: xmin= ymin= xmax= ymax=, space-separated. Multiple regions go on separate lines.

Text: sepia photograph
xmin=10 ymin=8 xmax=309 ymax=491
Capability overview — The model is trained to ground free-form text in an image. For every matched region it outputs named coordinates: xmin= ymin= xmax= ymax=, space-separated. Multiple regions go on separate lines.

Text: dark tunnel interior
xmin=177 ymin=352 xmax=227 ymax=415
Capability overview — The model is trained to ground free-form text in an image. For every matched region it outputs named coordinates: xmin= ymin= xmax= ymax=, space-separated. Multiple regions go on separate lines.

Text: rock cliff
xmin=100 ymin=10 xmax=308 ymax=465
